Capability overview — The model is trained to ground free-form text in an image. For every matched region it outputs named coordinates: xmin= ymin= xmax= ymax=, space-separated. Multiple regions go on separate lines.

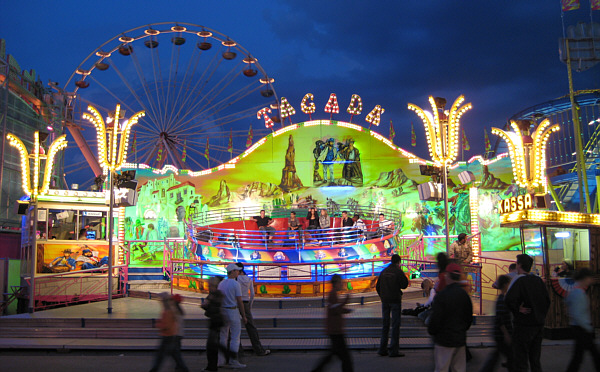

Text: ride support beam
xmin=66 ymin=124 xmax=102 ymax=177
xmin=566 ymin=39 xmax=592 ymax=213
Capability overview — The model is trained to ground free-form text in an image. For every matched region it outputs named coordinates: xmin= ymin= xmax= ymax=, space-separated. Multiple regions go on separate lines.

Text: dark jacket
xmin=376 ymin=263 xmax=409 ymax=303
xmin=201 ymin=290 xmax=224 ymax=330
xmin=427 ymin=282 xmax=473 ymax=347
xmin=504 ymin=273 xmax=550 ymax=327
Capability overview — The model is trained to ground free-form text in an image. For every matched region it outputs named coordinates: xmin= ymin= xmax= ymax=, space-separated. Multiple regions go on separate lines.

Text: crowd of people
xmin=251 ymin=209 xmax=395 ymax=246
xmin=150 ymin=247 xmax=598 ymax=372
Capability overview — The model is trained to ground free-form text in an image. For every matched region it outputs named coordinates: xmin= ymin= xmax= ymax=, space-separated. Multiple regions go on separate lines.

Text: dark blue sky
xmin=2 ymin=0 xmax=599 ymax=182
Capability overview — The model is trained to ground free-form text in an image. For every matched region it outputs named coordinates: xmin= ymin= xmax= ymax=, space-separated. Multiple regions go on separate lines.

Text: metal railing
xmin=29 ymin=263 xmax=128 ymax=311
xmin=188 ymin=222 xmax=397 ymax=251
xmin=190 ymin=204 xmax=402 ymax=229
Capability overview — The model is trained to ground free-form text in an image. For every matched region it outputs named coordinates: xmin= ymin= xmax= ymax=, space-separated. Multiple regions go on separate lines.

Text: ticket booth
xmin=500 ymin=209 xmax=600 ymax=337
xmin=19 ymin=189 xmax=122 ymax=312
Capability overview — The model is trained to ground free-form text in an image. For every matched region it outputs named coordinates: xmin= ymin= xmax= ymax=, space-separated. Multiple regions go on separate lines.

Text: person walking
xmin=201 ymin=277 xmax=225 ymax=372
xmin=235 ymin=263 xmax=270 ymax=357
xmin=150 ymin=293 xmax=189 ymax=372
xmin=218 ymin=263 xmax=248 ymax=369
xmin=310 ymin=274 xmax=353 ymax=372
xmin=479 ymin=274 xmax=513 ymax=372
xmin=428 ymin=263 xmax=473 ymax=372
xmin=565 ymin=268 xmax=600 ymax=372
xmin=504 ymin=254 xmax=550 ymax=372
xmin=376 ymin=254 xmax=409 ymax=357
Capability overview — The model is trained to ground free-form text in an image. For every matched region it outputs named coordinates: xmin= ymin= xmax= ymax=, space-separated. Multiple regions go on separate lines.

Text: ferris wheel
xmin=63 ymin=22 xmax=278 ymax=185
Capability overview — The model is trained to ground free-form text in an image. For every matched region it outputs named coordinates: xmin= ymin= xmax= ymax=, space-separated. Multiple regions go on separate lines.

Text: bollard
xmin=279 ymin=300 xmax=283 ymax=309
xmin=273 ymin=318 xmax=277 ymax=328
xmin=81 ymin=318 xmax=85 ymax=328
xmin=360 ymin=296 xmax=364 ymax=306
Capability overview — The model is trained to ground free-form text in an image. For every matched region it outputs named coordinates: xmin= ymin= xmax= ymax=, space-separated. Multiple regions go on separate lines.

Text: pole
xmin=566 ymin=39 xmax=591 ymax=213
xmin=28 ymin=203 xmax=38 ymax=313
xmin=107 ymin=170 xmax=115 ymax=314
xmin=440 ymin=117 xmax=450 ymax=255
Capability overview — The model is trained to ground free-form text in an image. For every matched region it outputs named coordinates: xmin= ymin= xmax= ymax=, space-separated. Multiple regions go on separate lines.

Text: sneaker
xmin=389 ymin=352 xmax=405 ymax=357
xmin=377 ymin=350 xmax=388 ymax=356
xmin=228 ymin=360 xmax=246 ymax=369
xmin=257 ymin=349 xmax=271 ymax=356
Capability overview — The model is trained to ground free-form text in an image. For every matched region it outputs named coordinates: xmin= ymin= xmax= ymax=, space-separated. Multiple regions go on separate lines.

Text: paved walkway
xmin=0 ymin=346 xmax=593 ymax=372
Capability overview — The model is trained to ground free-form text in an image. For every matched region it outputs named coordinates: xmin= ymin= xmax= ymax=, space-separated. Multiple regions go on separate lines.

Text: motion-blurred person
xmin=218 ymin=263 xmax=248 ymax=369
xmin=150 ymin=293 xmax=189 ymax=372
xmin=201 ymin=277 xmax=225 ymax=372
xmin=505 ymin=254 xmax=550 ymax=372
xmin=376 ymin=213 xmax=394 ymax=236
xmin=565 ymin=268 xmax=600 ymax=372
xmin=376 ymin=254 xmax=409 ymax=357
xmin=479 ymin=274 xmax=513 ymax=372
xmin=417 ymin=278 xmax=436 ymax=324
xmin=235 ymin=263 xmax=270 ymax=357
xmin=428 ymin=263 xmax=473 ymax=372
xmin=310 ymin=274 xmax=353 ymax=372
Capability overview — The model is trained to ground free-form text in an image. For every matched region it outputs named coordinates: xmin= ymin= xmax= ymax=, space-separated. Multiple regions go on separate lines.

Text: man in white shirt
xmin=236 ymin=263 xmax=270 ymax=356
xmin=376 ymin=213 xmax=394 ymax=236
xmin=217 ymin=263 xmax=248 ymax=369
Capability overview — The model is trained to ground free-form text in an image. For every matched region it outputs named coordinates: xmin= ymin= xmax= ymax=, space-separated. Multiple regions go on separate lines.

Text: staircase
xmin=0 ymin=297 xmax=495 ymax=351
xmin=127 ymin=267 xmax=171 ymax=292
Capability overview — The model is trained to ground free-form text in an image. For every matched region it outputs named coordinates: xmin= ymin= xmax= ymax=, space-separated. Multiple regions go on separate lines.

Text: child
xmin=479 ymin=275 xmax=512 ymax=372
xmin=201 ymin=277 xmax=225 ymax=372
xmin=150 ymin=293 xmax=189 ymax=372
xmin=311 ymin=274 xmax=354 ymax=372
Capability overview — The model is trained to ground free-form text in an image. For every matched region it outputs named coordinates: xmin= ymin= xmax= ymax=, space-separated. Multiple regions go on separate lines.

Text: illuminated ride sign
xmin=497 ymin=194 xmax=534 ymax=214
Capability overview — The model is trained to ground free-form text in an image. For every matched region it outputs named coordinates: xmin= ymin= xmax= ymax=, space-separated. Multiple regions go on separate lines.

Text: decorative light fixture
xmin=365 ymin=105 xmax=385 ymax=127
xmin=491 ymin=119 xmax=559 ymax=194
xmin=82 ymin=103 xmax=145 ymax=314
xmin=7 ymin=131 xmax=67 ymax=201
xmin=301 ymin=93 xmax=316 ymax=120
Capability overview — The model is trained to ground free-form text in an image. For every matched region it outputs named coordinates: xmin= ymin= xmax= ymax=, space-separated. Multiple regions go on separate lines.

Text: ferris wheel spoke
xmin=104 ymin=58 xmax=161 ymax=127
xmin=165 ymin=43 xmax=202 ymax=130
xmin=129 ymin=49 xmax=163 ymax=129
xmin=173 ymin=102 xmax=267 ymax=136
xmin=149 ymin=40 xmax=167 ymax=131
xmin=184 ymin=153 xmax=207 ymax=170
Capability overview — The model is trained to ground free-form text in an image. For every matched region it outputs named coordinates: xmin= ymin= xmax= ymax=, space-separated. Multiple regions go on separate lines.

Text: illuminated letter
xmin=279 ymin=97 xmax=296 ymax=123
xmin=366 ymin=105 xmax=385 ymax=127
xmin=346 ymin=94 xmax=363 ymax=115
xmin=324 ymin=93 xmax=340 ymax=114
xmin=498 ymin=201 xmax=504 ymax=214
xmin=504 ymin=199 xmax=510 ymax=213
xmin=524 ymin=194 xmax=533 ymax=209
xmin=517 ymin=195 xmax=524 ymax=210
xmin=301 ymin=93 xmax=316 ymax=115
xmin=257 ymin=107 xmax=274 ymax=129
xmin=511 ymin=197 xmax=517 ymax=212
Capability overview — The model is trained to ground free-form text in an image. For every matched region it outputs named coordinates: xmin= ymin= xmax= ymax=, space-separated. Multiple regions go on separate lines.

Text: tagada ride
xmin=170 ymin=204 xmax=416 ymax=297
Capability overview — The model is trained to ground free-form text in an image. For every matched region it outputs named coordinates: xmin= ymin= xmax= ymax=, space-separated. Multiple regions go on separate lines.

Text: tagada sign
xmin=498 ymin=193 xmax=534 ymax=214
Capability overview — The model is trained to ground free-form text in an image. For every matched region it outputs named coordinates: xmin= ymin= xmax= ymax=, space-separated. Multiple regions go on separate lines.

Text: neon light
xmin=365 ymin=105 xmax=385 ymax=127
xmin=279 ymin=97 xmax=296 ymax=120
xmin=336 ymin=122 xmax=363 ymax=131
xmin=491 ymin=119 xmax=559 ymax=194
xmin=469 ymin=187 xmax=480 ymax=263
xmin=324 ymin=93 xmax=339 ymax=114
xmin=257 ymin=107 xmax=274 ymax=128
xmin=273 ymin=124 xmax=298 ymax=137
xmin=346 ymin=94 xmax=363 ymax=115
xmin=301 ymin=93 xmax=316 ymax=115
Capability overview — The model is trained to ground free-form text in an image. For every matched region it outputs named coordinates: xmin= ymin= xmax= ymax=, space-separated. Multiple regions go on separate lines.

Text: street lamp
xmin=408 ymin=95 xmax=472 ymax=254
xmin=82 ymin=104 xmax=145 ymax=314
xmin=7 ymin=131 xmax=68 ymax=313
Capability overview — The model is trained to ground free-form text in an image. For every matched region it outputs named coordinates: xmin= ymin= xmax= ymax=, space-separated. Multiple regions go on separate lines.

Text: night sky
xmin=2 ymin=1 xmax=599 ymax=184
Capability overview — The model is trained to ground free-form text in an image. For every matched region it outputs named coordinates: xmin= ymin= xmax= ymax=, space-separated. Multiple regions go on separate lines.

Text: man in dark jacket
xmin=504 ymin=254 xmax=550 ymax=372
xmin=376 ymin=254 xmax=409 ymax=357
xmin=428 ymin=263 xmax=473 ymax=372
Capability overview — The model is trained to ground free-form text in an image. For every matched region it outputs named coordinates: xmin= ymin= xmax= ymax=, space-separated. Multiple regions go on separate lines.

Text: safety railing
xmin=190 ymin=204 xmax=402 ymax=229
xmin=169 ymin=256 xmax=483 ymax=313
xmin=188 ymin=222 xmax=397 ymax=251
xmin=30 ymin=263 xmax=128 ymax=311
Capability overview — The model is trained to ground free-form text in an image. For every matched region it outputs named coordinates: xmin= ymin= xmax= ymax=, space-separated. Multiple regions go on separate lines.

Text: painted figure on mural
xmin=250 ymin=250 xmax=262 ymax=260
xmin=274 ymin=251 xmax=286 ymax=261
xmin=316 ymin=138 xmax=338 ymax=184
xmin=339 ymin=139 xmax=363 ymax=186
xmin=313 ymin=140 xmax=325 ymax=183
xmin=76 ymin=248 xmax=109 ymax=270
xmin=47 ymin=249 xmax=76 ymax=272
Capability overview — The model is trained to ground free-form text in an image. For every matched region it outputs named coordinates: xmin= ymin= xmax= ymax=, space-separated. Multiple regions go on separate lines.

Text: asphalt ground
xmin=0 ymin=345 xmax=595 ymax=372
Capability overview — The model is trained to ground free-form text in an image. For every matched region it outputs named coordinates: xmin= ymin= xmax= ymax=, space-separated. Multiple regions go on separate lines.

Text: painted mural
xmin=123 ymin=120 xmax=521 ymax=266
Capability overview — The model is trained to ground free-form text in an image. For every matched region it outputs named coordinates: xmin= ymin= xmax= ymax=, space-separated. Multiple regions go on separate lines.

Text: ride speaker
xmin=418 ymin=182 xmax=443 ymax=201
xmin=14 ymin=200 xmax=28 ymax=215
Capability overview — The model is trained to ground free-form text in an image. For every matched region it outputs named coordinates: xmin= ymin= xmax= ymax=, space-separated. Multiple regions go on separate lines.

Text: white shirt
xmin=378 ymin=219 xmax=393 ymax=230
xmin=218 ymin=278 xmax=242 ymax=308
xmin=236 ymin=274 xmax=255 ymax=302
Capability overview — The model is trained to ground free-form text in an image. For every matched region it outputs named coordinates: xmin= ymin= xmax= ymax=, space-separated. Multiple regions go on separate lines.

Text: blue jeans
xmin=379 ymin=302 xmax=402 ymax=354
